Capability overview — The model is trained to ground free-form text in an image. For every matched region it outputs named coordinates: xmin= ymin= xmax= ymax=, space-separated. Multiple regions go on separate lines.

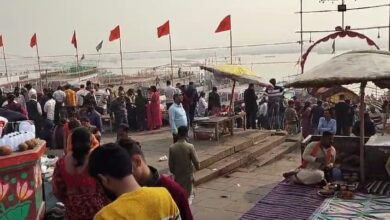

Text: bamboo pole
xmin=75 ymin=46 xmax=80 ymax=82
xmin=119 ymin=37 xmax=124 ymax=84
xmin=229 ymin=23 xmax=236 ymax=112
xmin=383 ymin=100 xmax=389 ymax=136
xmin=230 ymin=28 xmax=233 ymax=65
xmin=300 ymin=0 xmax=303 ymax=74
xmin=359 ymin=81 xmax=367 ymax=183
xmin=169 ymin=33 xmax=174 ymax=81
xmin=2 ymin=45 xmax=8 ymax=82
xmin=35 ymin=41 xmax=43 ymax=90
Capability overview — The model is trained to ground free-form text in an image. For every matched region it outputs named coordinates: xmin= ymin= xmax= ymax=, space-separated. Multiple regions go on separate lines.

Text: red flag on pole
xmin=109 ymin=25 xmax=121 ymax=42
xmin=71 ymin=31 xmax=77 ymax=49
xmin=30 ymin=33 xmax=37 ymax=48
xmin=0 ymin=35 xmax=3 ymax=47
xmin=215 ymin=15 xmax=231 ymax=33
xmin=157 ymin=21 xmax=170 ymax=38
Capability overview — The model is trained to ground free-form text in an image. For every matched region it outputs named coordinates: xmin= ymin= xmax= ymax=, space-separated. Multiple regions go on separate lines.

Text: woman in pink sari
xmin=147 ymin=86 xmax=162 ymax=130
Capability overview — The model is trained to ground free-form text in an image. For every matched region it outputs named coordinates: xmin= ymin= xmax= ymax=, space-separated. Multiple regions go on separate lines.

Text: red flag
xmin=0 ymin=35 xmax=3 ymax=48
xmin=157 ymin=21 xmax=170 ymax=38
xmin=109 ymin=25 xmax=120 ymax=42
xmin=71 ymin=31 xmax=77 ymax=49
xmin=215 ymin=15 xmax=231 ymax=33
xmin=30 ymin=33 xmax=37 ymax=48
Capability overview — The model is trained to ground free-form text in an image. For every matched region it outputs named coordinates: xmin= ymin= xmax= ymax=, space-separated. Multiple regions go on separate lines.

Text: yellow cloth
xmin=94 ymin=187 xmax=180 ymax=220
xmin=65 ymin=89 xmax=76 ymax=107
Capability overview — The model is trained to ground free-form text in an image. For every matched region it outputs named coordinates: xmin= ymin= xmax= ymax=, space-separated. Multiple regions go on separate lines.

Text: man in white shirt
xmin=26 ymin=94 xmax=42 ymax=136
xmin=94 ymin=83 xmax=108 ymax=115
xmin=44 ymin=93 xmax=56 ymax=121
xmin=76 ymin=84 xmax=89 ymax=107
xmin=25 ymin=84 xmax=37 ymax=101
xmin=53 ymin=86 xmax=66 ymax=103
xmin=53 ymin=86 xmax=66 ymax=123
xmin=169 ymin=94 xmax=188 ymax=143
xmin=165 ymin=80 xmax=176 ymax=110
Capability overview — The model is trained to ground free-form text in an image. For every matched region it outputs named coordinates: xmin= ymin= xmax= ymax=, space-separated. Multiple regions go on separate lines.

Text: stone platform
xmin=100 ymin=128 xmax=299 ymax=185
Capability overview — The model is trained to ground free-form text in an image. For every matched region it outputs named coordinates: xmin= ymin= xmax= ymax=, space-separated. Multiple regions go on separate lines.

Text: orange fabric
xmin=301 ymin=142 xmax=335 ymax=169
xmin=65 ymin=89 xmax=76 ymax=107
xmin=65 ymin=133 xmax=99 ymax=154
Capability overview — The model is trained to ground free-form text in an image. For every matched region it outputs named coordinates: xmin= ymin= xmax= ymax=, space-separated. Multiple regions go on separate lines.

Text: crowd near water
xmin=0 ymin=78 xmax=385 ymax=220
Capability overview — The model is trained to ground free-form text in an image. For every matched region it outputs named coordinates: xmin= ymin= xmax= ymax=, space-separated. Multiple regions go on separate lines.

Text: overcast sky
xmin=0 ymin=0 xmax=389 ymax=57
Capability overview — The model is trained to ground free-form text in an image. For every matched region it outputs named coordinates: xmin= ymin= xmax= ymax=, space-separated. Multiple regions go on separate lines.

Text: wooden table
xmin=193 ymin=113 xmax=246 ymax=141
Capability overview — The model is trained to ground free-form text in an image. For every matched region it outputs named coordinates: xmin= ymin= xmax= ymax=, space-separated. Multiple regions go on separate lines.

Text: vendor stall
xmin=0 ymin=140 xmax=46 ymax=220
xmin=286 ymin=49 xmax=390 ymax=183
xmin=0 ymin=116 xmax=48 ymax=220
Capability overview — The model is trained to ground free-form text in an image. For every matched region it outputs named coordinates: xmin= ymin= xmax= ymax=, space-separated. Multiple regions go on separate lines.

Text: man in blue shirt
xmin=318 ymin=109 xmax=337 ymax=135
xmin=169 ymin=93 xmax=188 ymax=143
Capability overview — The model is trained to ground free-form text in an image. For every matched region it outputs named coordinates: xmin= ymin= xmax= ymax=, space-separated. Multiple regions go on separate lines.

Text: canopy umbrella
xmin=285 ymin=50 xmax=390 ymax=183
xmin=200 ymin=64 xmax=272 ymax=111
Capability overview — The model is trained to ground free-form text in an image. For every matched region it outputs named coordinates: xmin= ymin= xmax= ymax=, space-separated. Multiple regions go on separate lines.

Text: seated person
xmin=352 ymin=113 xmax=376 ymax=137
xmin=283 ymin=131 xmax=336 ymax=185
xmin=317 ymin=109 xmax=337 ymax=135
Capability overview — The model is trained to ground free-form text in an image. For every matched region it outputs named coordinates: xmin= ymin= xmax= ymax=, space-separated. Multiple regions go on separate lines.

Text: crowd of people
xmin=240 ymin=79 xmax=378 ymax=140
xmin=0 ymin=78 xmax=384 ymax=219
xmin=51 ymin=124 xmax=198 ymax=220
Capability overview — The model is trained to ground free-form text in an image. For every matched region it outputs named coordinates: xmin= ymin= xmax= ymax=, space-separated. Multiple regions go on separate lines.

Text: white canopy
xmin=285 ymin=50 xmax=390 ymax=88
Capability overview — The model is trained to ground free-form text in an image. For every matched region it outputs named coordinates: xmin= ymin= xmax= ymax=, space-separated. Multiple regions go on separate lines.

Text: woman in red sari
xmin=52 ymin=128 xmax=108 ymax=220
xmin=147 ymin=86 xmax=162 ymax=130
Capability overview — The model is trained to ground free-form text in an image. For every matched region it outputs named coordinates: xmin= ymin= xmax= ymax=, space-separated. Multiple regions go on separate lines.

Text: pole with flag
xmin=71 ymin=31 xmax=80 ymax=81
xmin=215 ymin=15 xmax=232 ymax=64
xmin=0 ymin=35 xmax=9 ymax=82
xmin=30 ymin=33 xmax=43 ymax=89
xmin=96 ymin=40 xmax=103 ymax=68
xmin=109 ymin=25 xmax=123 ymax=82
xmin=215 ymin=15 xmax=235 ymax=111
xmin=157 ymin=20 xmax=173 ymax=80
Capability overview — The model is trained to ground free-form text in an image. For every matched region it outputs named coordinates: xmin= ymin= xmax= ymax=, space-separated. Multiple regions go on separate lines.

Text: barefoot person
xmin=283 ymin=131 xmax=336 ymax=185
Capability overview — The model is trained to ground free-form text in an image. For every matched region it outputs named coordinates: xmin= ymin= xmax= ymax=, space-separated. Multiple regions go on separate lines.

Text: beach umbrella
xmin=200 ymin=64 xmax=272 ymax=111
xmin=285 ymin=50 xmax=390 ymax=182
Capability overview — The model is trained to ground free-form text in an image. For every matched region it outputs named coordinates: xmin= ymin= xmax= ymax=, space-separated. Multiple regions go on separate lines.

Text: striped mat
xmin=310 ymin=193 xmax=390 ymax=220
xmin=240 ymin=182 xmax=325 ymax=220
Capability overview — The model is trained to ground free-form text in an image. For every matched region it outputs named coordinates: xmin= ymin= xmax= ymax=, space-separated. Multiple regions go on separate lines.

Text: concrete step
xmin=198 ymin=131 xmax=271 ymax=169
xmin=238 ymin=141 xmax=300 ymax=173
xmin=194 ymin=135 xmax=287 ymax=186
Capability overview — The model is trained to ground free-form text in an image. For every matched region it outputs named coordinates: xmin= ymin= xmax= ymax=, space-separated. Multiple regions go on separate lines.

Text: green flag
xmin=96 ymin=40 xmax=103 ymax=52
